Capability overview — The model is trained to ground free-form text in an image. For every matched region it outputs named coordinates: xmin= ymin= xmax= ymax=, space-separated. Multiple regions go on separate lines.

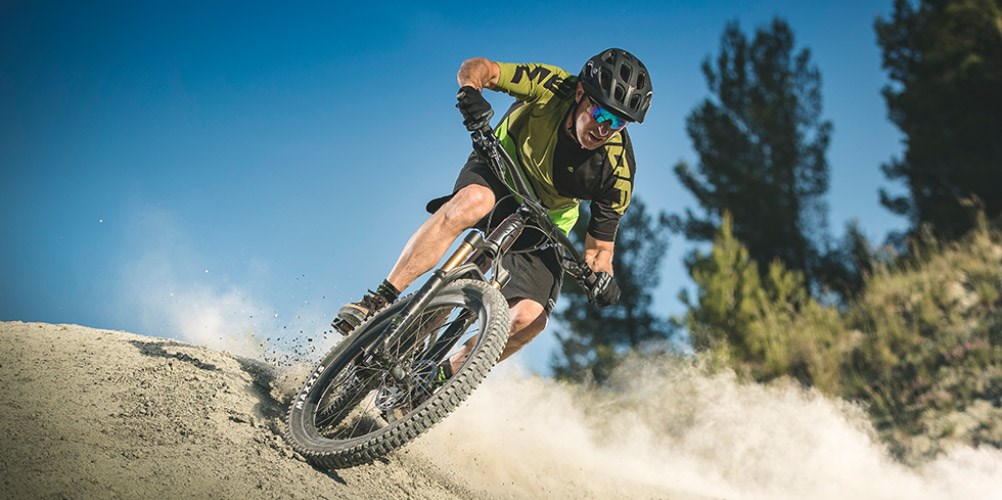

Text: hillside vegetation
xmin=683 ymin=213 xmax=1002 ymax=464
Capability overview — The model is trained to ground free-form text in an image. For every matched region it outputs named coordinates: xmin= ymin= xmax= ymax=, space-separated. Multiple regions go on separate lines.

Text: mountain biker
xmin=332 ymin=48 xmax=653 ymax=377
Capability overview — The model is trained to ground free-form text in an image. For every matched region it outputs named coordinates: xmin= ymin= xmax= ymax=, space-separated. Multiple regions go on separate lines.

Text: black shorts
xmin=425 ymin=152 xmax=563 ymax=314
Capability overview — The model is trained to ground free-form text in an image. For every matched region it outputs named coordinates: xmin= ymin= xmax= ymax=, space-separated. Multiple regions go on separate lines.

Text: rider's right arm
xmin=492 ymin=62 xmax=572 ymax=102
xmin=583 ymin=233 xmax=615 ymax=275
xmin=457 ymin=58 xmax=501 ymax=91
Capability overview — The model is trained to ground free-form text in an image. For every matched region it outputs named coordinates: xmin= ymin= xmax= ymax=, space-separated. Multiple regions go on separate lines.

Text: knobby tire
xmin=283 ymin=279 xmax=509 ymax=469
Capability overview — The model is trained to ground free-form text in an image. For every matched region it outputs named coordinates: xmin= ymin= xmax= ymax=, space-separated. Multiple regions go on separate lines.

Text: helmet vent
xmin=629 ymin=94 xmax=641 ymax=110
xmin=619 ymin=64 xmax=632 ymax=83
xmin=614 ymin=83 xmax=626 ymax=102
xmin=599 ymin=68 xmax=613 ymax=93
xmin=636 ymin=73 xmax=647 ymax=91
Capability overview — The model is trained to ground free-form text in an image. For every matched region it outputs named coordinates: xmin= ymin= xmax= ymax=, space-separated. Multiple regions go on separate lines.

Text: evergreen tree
xmin=550 ymin=197 xmax=674 ymax=383
xmin=817 ymin=220 xmax=880 ymax=301
xmin=682 ymin=211 xmax=846 ymax=391
xmin=682 ymin=211 xmax=764 ymax=358
xmin=672 ymin=18 xmax=832 ymax=289
xmin=876 ymin=0 xmax=1002 ymax=240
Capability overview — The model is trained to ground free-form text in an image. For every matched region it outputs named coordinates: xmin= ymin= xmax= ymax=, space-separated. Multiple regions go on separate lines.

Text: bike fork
xmin=361 ymin=231 xmax=487 ymax=368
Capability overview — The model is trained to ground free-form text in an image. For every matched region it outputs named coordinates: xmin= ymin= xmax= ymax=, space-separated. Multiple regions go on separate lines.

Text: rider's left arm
xmin=457 ymin=58 xmax=500 ymax=91
xmin=583 ymin=234 xmax=615 ymax=275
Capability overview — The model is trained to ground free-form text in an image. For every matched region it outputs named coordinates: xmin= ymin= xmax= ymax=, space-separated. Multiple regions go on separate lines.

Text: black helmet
xmin=579 ymin=48 xmax=653 ymax=123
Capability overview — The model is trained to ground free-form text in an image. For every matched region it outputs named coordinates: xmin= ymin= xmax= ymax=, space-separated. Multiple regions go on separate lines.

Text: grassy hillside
xmin=682 ymin=214 xmax=1002 ymax=464
xmin=842 ymin=218 xmax=1002 ymax=463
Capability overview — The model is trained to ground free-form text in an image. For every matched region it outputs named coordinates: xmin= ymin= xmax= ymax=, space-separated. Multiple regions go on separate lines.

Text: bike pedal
xmin=331 ymin=317 xmax=355 ymax=335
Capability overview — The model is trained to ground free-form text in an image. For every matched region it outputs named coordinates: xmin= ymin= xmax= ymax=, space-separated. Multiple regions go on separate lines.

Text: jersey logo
xmin=511 ymin=64 xmax=563 ymax=93
xmin=604 ymin=141 xmax=633 ymax=213
xmin=554 ymin=75 xmax=577 ymax=99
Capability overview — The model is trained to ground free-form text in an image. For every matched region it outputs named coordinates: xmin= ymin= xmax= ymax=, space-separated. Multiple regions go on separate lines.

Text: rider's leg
xmin=444 ymin=246 xmax=560 ymax=371
xmin=332 ymin=184 xmax=497 ymax=334
xmin=385 ymin=184 xmax=496 ymax=291
xmin=498 ymin=298 xmax=548 ymax=362
xmin=447 ymin=298 xmax=549 ymax=373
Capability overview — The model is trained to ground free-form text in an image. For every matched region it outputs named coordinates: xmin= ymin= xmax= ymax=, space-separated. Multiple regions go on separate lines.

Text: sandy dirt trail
xmin=0 ymin=322 xmax=492 ymax=499
xmin=0 ymin=321 xmax=684 ymax=499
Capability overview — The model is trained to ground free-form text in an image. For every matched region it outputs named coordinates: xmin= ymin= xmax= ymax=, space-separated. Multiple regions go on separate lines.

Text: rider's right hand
xmin=456 ymin=85 xmax=494 ymax=132
xmin=588 ymin=271 xmax=621 ymax=308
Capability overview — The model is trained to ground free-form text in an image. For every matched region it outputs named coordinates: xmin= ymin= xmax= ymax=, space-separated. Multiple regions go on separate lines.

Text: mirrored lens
xmin=588 ymin=99 xmax=627 ymax=129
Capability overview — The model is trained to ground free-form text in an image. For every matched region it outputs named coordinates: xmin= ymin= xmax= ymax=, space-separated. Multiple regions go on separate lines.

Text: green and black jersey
xmin=492 ymin=61 xmax=636 ymax=241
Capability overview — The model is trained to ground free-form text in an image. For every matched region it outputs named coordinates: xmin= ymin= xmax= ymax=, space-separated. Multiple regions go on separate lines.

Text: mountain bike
xmin=283 ymin=117 xmax=605 ymax=469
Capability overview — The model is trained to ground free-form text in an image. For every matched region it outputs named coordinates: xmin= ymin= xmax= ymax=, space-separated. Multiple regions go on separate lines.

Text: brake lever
xmin=562 ymin=258 xmax=598 ymax=290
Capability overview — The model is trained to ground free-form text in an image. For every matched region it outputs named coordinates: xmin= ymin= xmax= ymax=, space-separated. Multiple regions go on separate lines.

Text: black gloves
xmin=589 ymin=271 xmax=621 ymax=308
xmin=456 ymin=85 xmax=494 ymax=132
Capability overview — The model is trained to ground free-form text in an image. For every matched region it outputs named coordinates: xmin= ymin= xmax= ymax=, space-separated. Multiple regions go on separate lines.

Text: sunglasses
xmin=586 ymin=96 xmax=629 ymax=130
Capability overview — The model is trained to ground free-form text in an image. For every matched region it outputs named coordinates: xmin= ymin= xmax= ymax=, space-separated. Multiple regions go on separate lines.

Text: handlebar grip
xmin=577 ymin=265 xmax=599 ymax=290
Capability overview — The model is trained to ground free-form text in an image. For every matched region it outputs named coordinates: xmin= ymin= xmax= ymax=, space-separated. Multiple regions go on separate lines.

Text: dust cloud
xmin=415 ymin=358 xmax=1002 ymax=500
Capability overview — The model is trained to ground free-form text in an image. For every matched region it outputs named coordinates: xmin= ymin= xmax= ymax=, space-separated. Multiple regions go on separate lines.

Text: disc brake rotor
xmin=372 ymin=360 xmax=438 ymax=412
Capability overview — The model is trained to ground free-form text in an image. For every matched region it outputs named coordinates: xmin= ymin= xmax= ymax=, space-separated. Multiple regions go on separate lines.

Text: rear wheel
xmin=284 ymin=279 xmax=509 ymax=469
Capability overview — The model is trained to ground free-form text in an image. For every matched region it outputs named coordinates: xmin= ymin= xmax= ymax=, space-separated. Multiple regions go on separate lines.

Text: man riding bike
xmin=331 ymin=48 xmax=653 ymax=379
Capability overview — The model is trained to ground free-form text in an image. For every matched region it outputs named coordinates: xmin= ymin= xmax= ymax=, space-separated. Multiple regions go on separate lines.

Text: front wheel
xmin=284 ymin=279 xmax=510 ymax=469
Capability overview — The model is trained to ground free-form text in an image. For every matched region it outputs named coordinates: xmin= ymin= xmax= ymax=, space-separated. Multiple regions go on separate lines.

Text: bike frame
xmin=367 ymin=126 xmax=599 ymax=372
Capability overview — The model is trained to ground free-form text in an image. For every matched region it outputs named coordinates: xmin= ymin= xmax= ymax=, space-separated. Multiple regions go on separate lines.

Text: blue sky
xmin=1 ymin=1 xmax=905 ymax=372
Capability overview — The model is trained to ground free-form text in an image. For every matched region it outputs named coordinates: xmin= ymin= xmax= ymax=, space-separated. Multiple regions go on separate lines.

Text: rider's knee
xmin=510 ymin=300 xmax=548 ymax=336
xmin=499 ymin=300 xmax=549 ymax=360
xmin=441 ymin=185 xmax=494 ymax=229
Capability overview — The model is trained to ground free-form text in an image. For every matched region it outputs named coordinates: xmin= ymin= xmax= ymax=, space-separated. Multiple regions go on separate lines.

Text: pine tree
xmin=682 ymin=211 xmax=846 ymax=390
xmin=876 ymin=0 xmax=1002 ymax=240
xmin=681 ymin=211 xmax=764 ymax=358
xmin=672 ymin=18 xmax=832 ymax=288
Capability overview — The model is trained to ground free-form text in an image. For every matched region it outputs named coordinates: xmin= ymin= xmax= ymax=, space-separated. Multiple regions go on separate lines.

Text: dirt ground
xmin=6 ymin=321 xmax=1001 ymax=499
xmin=0 ymin=321 xmax=510 ymax=499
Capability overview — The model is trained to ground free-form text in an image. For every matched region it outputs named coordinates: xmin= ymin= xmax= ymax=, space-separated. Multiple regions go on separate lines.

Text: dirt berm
xmin=0 ymin=321 xmax=686 ymax=499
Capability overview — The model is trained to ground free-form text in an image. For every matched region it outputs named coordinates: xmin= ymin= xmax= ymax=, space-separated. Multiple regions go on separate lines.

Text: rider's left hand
xmin=589 ymin=272 xmax=621 ymax=307
xmin=456 ymin=85 xmax=494 ymax=132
